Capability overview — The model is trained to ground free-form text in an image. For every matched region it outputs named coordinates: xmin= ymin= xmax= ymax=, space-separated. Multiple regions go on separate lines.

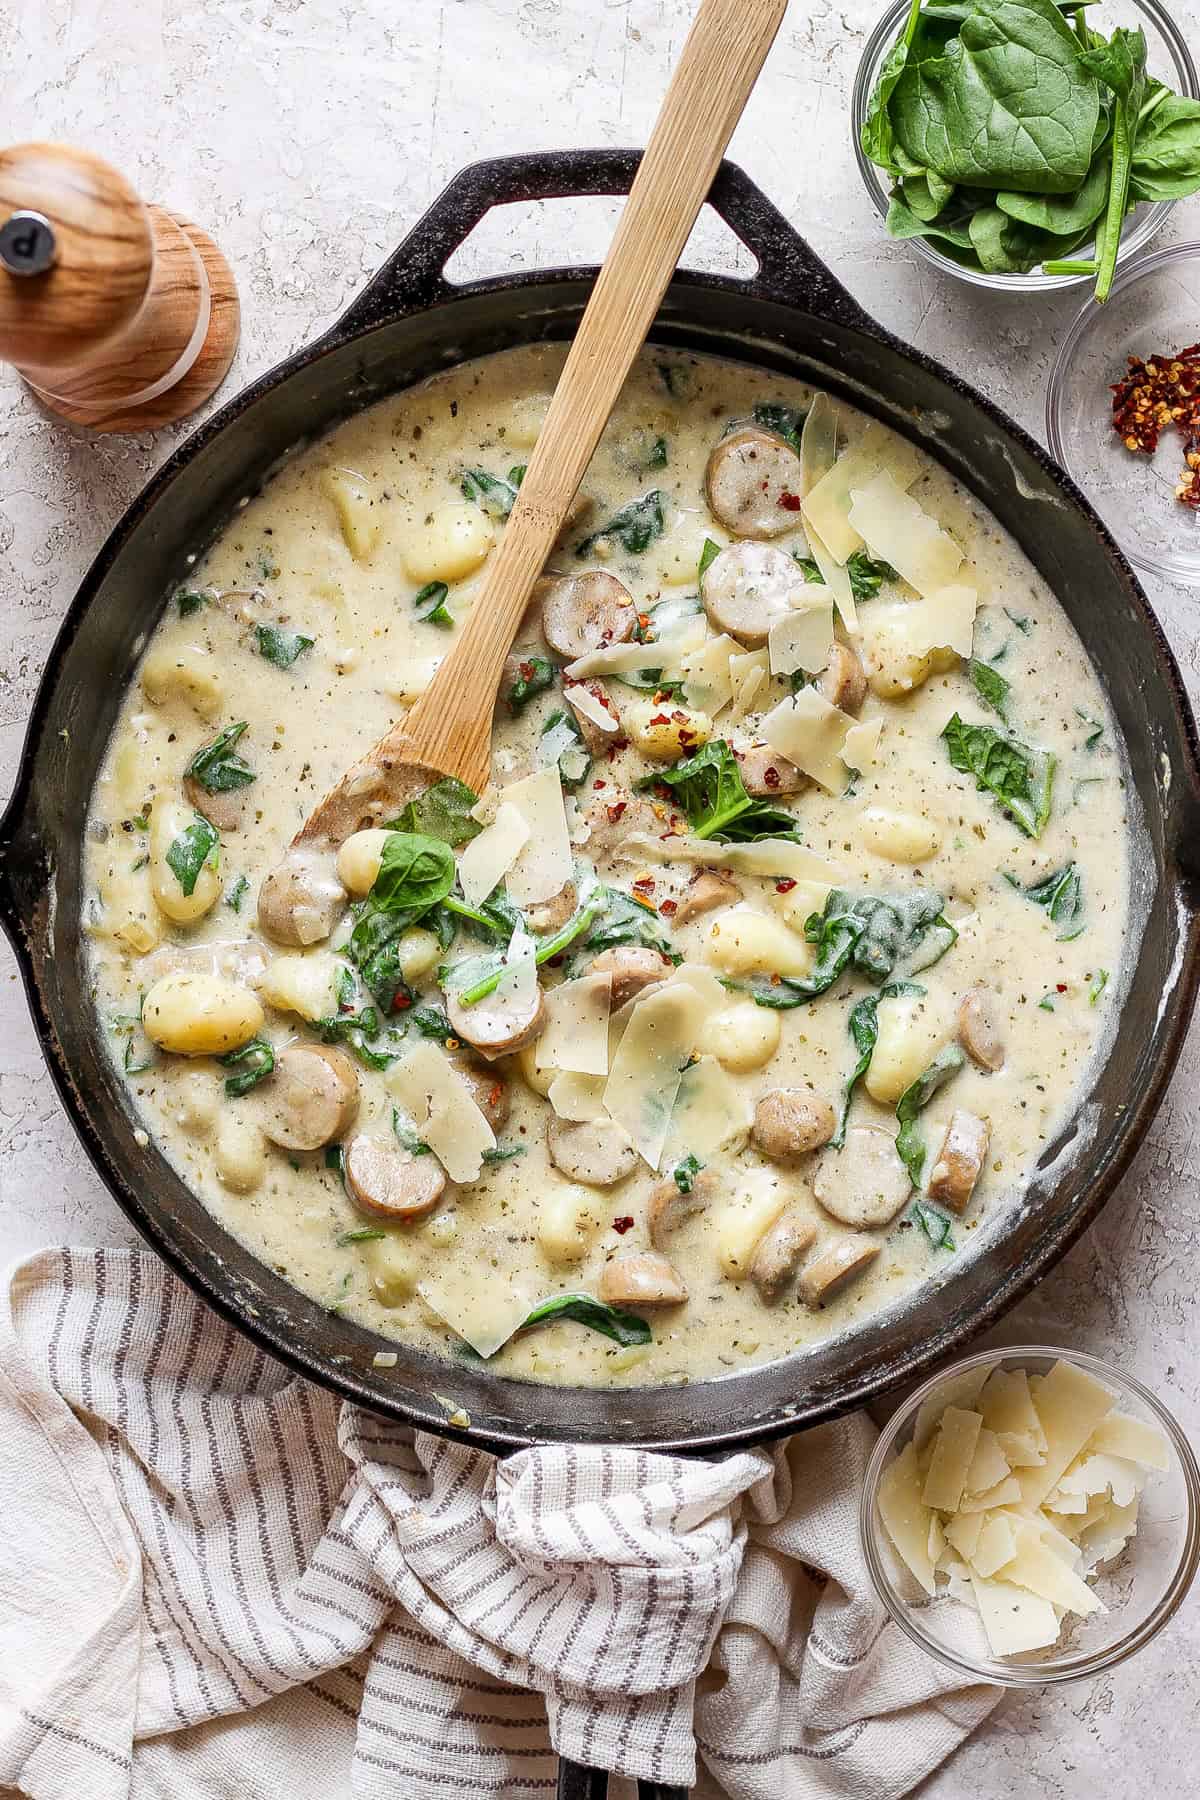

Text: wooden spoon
xmin=298 ymin=0 xmax=787 ymax=846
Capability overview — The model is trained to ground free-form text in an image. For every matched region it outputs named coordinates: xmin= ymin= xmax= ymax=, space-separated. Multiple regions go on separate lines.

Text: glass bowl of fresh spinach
xmin=853 ymin=0 xmax=1198 ymax=297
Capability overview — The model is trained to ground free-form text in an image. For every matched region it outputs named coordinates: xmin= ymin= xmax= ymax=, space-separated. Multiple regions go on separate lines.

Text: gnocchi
xmin=706 ymin=904 xmax=813 ymax=979
xmin=538 ymin=1184 xmax=604 ymax=1266
xmin=698 ymin=1000 xmax=781 ymax=1072
xmin=402 ymin=504 xmax=494 ymax=584
xmin=149 ymin=801 xmax=222 ymax=924
xmin=141 ymin=645 xmax=223 ymax=718
xmin=214 ymin=1116 xmax=267 ymax=1193
xmin=257 ymin=951 xmax=341 ymax=1022
xmin=716 ymin=1171 xmax=790 ymax=1280
xmin=322 ymin=465 xmax=379 ymax=560
xmin=860 ymin=805 xmax=941 ymax=864
xmin=864 ymin=990 xmax=951 ymax=1106
xmin=142 ymin=972 xmax=264 ymax=1057
xmin=624 ymin=700 xmax=712 ymax=761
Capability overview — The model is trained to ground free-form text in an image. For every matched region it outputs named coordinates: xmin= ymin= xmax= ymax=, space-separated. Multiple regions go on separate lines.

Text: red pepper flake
xmin=593 ymin=778 xmax=606 ymax=790
xmin=775 ymin=877 xmax=797 ymax=893
xmin=778 ymin=490 xmax=803 ymax=511
xmin=612 ymin=1215 xmax=635 ymax=1234
xmin=606 ymin=800 xmax=628 ymax=824
xmin=518 ymin=660 xmax=534 ymax=680
xmin=1057 ymin=982 xmax=1069 ymax=993
xmin=632 ymin=876 xmax=655 ymax=894
xmin=392 ymin=992 xmax=412 ymax=1011
xmin=1112 ymin=342 xmax=1200 ymax=506
xmin=488 ymin=1082 xmax=503 ymax=1109
xmin=660 ymin=898 xmax=678 ymax=917
xmin=763 ymin=764 xmax=781 ymax=789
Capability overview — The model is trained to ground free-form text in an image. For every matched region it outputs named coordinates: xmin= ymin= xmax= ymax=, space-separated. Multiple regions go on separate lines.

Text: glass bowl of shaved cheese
xmin=860 ymin=1347 xmax=1200 ymax=1684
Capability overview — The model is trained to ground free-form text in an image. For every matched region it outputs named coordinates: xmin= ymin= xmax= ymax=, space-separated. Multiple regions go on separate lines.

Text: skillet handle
xmin=556 ymin=1759 xmax=688 ymax=1800
xmin=324 ymin=148 xmax=873 ymax=340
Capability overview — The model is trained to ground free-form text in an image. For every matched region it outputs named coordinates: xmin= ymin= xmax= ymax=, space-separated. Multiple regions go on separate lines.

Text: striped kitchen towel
xmin=0 ymin=1249 xmax=998 ymax=1800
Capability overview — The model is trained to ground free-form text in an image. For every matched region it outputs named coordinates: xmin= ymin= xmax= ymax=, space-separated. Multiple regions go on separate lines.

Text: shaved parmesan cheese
xmin=420 ymin=1269 xmax=537 ymax=1359
xmin=1087 ymin=1412 xmax=1170 ymax=1470
xmin=1051 ymin=1453 xmax=1141 ymax=1510
xmin=914 ymin=1362 xmax=993 ymax=1451
xmin=617 ymin=830 xmax=844 ymax=887
xmin=680 ymin=632 xmax=737 ymax=716
xmin=1003 ymin=1519 xmax=1104 ymax=1616
xmin=970 ymin=1574 xmax=1059 ymax=1657
xmin=800 ymin=391 xmax=839 ymax=499
xmin=944 ymin=1509 xmax=984 ymax=1562
xmin=980 ymin=1368 xmax=1047 ymax=1453
xmin=547 ymin=1070 xmax=608 ymax=1121
xmin=662 ymin=1055 xmax=753 ymax=1162
xmin=994 ymin=1430 xmax=1046 ymax=1469
xmin=907 ymin=584 xmax=978 ymax=658
xmin=922 ymin=1407 xmax=984 ymax=1512
xmin=762 ymin=688 xmax=857 ymax=794
xmin=727 ymin=647 xmax=770 ymax=719
xmin=842 ymin=716 xmax=882 ymax=770
xmin=963 ymin=1427 xmax=1011 ymax=1498
xmin=801 ymin=421 xmax=924 ymax=564
xmin=457 ymin=801 xmax=529 ymax=908
xmin=536 ymin=972 xmax=612 ymax=1075
xmin=387 ymin=1040 xmax=496 ymax=1182
xmin=928 ymin=1512 xmax=947 ymax=1570
xmin=971 ymin=1513 xmax=1017 ymax=1579
xmin=602 ymin=974 xmax=720 ymax=1170
xmin=806 ymin=522 xmax=858 ymax=633
xmin=878 ymin=1440 xmax=936 ymax=1595
xmin=846 ymin=472 xmax=963 ymax=597
xmin=538 ymin=715 xmax=584 ymax=772
xmin=1018 ymin=1361 xmax=1116 ymax=1510
xmin=768 ymin=600 xmax=835 ymax=677
xmin=957 ymin=1474 xmax=1024 ymax=1514
xmin=564 ymin=617 xmax=704 ymax=680
xmin=715 ymin=1165 xmax=788 ymax=1278
xmin=1079 ymin=1495 xmax=1139 ymax=1568
xmin=565 ymin=683 xmax=620 ymax=733
xmin=496 ymin=921 xmax=538 ymax=1017
xmin=503 ymin=765 xmax=573 ymax=904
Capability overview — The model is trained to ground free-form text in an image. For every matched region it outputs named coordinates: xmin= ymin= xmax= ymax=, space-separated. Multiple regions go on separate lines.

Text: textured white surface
xmin=1 ymin=0 xmax=1198 ymax=1792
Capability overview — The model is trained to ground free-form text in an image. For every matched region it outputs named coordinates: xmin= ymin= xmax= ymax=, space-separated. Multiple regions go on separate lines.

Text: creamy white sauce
xmin=82 ymin=345 xmax=1130 ymax=1387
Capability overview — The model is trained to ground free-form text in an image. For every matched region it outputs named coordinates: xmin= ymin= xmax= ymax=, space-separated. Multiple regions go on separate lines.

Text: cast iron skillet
xmin=3 ymin=149 xmax=1199 ymax=1461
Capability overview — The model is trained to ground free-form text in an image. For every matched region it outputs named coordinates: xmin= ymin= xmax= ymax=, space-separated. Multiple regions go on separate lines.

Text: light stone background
xmin=2 ymin=0 xmax=1199 ymax=1792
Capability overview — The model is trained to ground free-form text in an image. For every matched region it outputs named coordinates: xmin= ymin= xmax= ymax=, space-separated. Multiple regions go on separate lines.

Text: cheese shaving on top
xmin=501 ymin=764 xmax=573 ymax=904
xmin=536 ymin=972 xmax=613 ymax=1075
xmin=767 ymin=600 xmax=835 ymax=677
xmin=565 ymin=683 xmax=620 ymax=732
xmin=616 ymin=831 xmax=844 ymax=885
xmin=602 ymin=969 xmax=722 ymax=1170
xmin=386 ymin=1040 xmax=496 ymax=1181
xmin=761 ymin=688 xmax=858 ymax=793
xmin=457 ymin=800 xmax=529 ymax=907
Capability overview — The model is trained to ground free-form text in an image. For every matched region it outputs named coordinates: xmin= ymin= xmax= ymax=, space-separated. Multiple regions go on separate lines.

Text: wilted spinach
xmin=575 ymin=491 xmax=665 ymax=558
xmin=942 ymin=713 xmax=1055 ymax=837
xmin=895 ymin=1045 xmax=966 ymax=1186
xmin=637 ymin=739 xmax=800 ymax=842
xmin=185 ymin=722 xmax=255 ymax=793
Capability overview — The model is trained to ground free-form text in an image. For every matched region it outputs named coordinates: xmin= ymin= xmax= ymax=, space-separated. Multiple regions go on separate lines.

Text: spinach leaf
xmin=752 ymin=402 xmax=808 ymax=453
xmin=444 ymin=887 xmax=522 ymax=943
xmin=256 ymin=625 xmax=314 ymax=668
xmin=1090 ymin=967 xmax=1109 ymax=1004
xmin=166 ymin=816 xmax=219 ymax=896
xmin=337 ymin=1227 xmax=386 ymax=1244
xmin=389 ymin=777 xmax=481 ymax=847
xmin=794 ymin=554 xmax=824 ymax=584
xmin=833 ymin=980 xmax=925 ymax=1146
xmin=453 ymin=897 xmax=606 ymax=1006
xmin=583 ymin=886 xmax=674 ymax=956
xmin=968 ymin=205 xmax=1068 ymax=275
xmin=410 ymin=1004 xmax=455 ymax=1040
xmin=505 ymin=652 xmax=556 ymax=714
xmin=218 ymin=1037 xmax=275 ymax=1097
xmin=515 ymin=1293 xmax=652 ymax=1348
xmin=185 ymin=722 xmax=255 ymax=794
xmin=846 ymin=549 xmax=898 ymax=601
xmin=886 ymin=193 xmax=979 ymax=252
xmin=481 ymin=1143 xmax=527 ymax=1164
xmin=461 ymin=467 xmax=519 ymax=518
xmin=912 ymin=1200 xmax=957 ymax=1249
xmin=622 ymin=428 xmax=669 ymax=472
xmin=891 ymin=0 xmax=1099 ymax=195
xmin=637 ymin=739 xmax=800 ymax=842
xmin=1020 ymin=861 xmax=1084 ymax=938
xmin=540 ymin=708 xmax=591 ymax=789
xmin=996 ymin=132 xmax=1111 ymax=233
xmin=941 ymin=712 xmax=1055 ymax=837
xmin=414 ymin=580 xmax=452 ymax=627
xmin=969 ymin=658 xmax=1011 ymax=718
xmin=575 ymin=491 xmax=665 ymax=558
xmin=1075 ymin=706 xmax=1103 ymax=750
xmin=1078 ymin=25 xmax=1147 ymax=300
xmin=225 ymin=873 xmax=249 ymax=913
xmin=392 ymin=1107 xmax=432 ymax=1155
xmin=176 ymin=589 xmax=207 ymax=617
xmin=895 ymin=1044 xmax=965 ymax=1186
xmin=314 ymin=1005 xmax=399 ymax=1071
xmin=1130 ymin=94 xmax=1200 ymax=200
xmin=744 ymin=889 xmax=955 ymax=1009
xmin=698 ymin=537 xmax=722 ymax=582
xmin=348 ymin=909 xmax=414 ymax=1013
xmin=673 ymin=1153 xmax=704 ymax=1194
xmin=861 ymin=0 xmax=931 ymax=175
xmin=371 ymin=832 xmax=456 ymax=916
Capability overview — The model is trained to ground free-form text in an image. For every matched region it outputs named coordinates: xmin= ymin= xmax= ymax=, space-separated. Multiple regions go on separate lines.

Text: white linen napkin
xmin=0 ymin=1248 xmax=999 ymax=1799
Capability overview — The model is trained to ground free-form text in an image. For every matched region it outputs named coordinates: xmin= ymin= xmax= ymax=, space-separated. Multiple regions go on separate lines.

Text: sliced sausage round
xmin=524 ymin=881 xmax=577 ymax=936
xmin=598 ymin=1249 xmax=688 ymax=1308
xmin=183 ymin=774 xmax=246 ymax=834
xmin=445 ymin=982 xmax=545 ymax=1063
xmin=587 ymin=946 xmax=672 ymax=1009
xmin=672 ymin=869 xmax=742 ymax=926
xmin=565 ymin=682 xmax=622 ymax=753
xmin=736 ymin=744 xmax=805 ymax=798
xmin=751 ymin=1090 xmax=836 ymax=1166
xmin=647 ymin=1166 xmax=720 ymax=1248
xmin=343 ymin=1133 xmax=447 ymax=1220
xmin=547 ymin=1116 xmax=638 ymax=1187
xmin=798 ymin=1233 xmax=880 ymax=1307
xmin=751 ymin=1206 xmax=818 ymax=1301
xmin=536 ymin=571 xmax=637 ymax=660
xmin=815 ymin=641 xmax=867 ymax=716
xmin=701 ymin=542 xmax=807 ymax=646
xmin=704 ymin=426 xmax=803 ymax=539
xmin=958 ymin=989 xmax=1005 ymax=1072
xmin=448 ymin=1054 xmax=512 ymax=1132
xmin=812 ymin=1124 xmax=910 ymax=1228
xmin=927 ymin=1110 xmax=990 ymax=1213
xmin=257 ymin=848 xmax=346 ymax=947
xmin=261 ymin=1043 xmax=360 ymax=1151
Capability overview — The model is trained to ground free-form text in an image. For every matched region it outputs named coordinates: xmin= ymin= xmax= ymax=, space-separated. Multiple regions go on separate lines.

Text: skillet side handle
xmin=323 ymin=148 xmax=874 ymax=341
xmin=556 ymin=1762 xmax=688 ymax=1799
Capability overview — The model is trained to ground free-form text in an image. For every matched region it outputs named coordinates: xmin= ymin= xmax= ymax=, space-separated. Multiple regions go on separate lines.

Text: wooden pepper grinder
xmin=0 ymin=142 xmax=239 ymax=432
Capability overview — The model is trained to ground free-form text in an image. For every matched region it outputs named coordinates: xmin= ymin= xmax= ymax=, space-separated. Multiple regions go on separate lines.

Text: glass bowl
xmin=851 ymin=0 xmax=1198 ymax=293
xmin=1047 ymin=242 xmax=1200 ymax=583
xmin=860 ymin=1346 xmax=1200 ymax=1685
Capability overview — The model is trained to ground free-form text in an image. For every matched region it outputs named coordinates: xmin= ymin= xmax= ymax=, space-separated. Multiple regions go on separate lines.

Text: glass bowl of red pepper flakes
xmin=1047 ymin=242 xmax=1200 ymax=583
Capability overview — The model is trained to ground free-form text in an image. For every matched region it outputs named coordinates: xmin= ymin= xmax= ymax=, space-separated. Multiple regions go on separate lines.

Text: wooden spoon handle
xmin=400 ymin=0 xmax=788 ymax=794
